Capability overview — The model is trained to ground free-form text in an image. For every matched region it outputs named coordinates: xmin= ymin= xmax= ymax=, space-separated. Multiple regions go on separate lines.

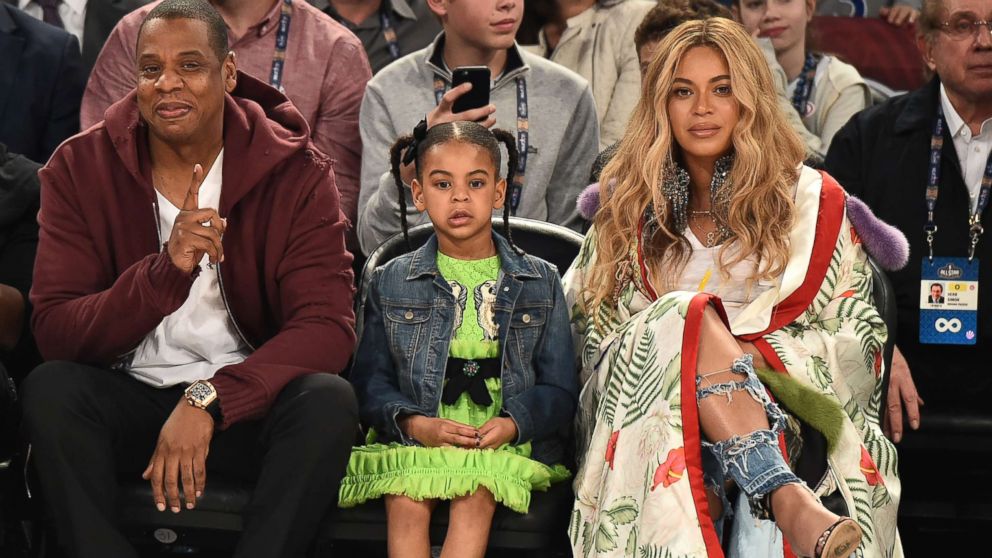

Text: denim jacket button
xmin=522 ymin=313 xmax=531 ymax=324
xmin=404 ymin=310 xmax=414 ymax=320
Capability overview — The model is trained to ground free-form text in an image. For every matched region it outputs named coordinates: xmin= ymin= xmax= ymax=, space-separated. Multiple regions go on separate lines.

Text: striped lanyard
xmin=268 ymin=0 xmax=293 ymax=92
xmin=432 ymin=75 xmax=529 ymax=213
xmin=380 ymin=9 xmax=400 ymax=60
xmin=791 ymin=53 xmax=819 ymax=117
xmin=925 ymin=103 xmax=992 ymax=261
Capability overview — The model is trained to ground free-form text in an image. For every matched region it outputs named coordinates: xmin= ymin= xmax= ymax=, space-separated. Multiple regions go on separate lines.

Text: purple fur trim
xmin=846 ymin=195 xmax=910 ymax=271
xmin=577 ymin=182 xmax=601 ymax=221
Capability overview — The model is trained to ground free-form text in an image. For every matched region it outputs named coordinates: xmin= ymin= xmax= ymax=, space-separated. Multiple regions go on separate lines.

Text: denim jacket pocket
xmin=506 ymin=305 xmax=549 ymax=384
xmin=383 ymin=302 xmax=432 ymax=374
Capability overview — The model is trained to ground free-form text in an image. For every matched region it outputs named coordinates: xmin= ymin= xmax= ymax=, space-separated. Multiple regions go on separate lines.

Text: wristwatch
xmin=184 ymin=380 xmax=222 ymax=422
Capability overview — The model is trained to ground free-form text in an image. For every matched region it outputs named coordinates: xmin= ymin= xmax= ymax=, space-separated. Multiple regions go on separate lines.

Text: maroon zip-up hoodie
xmin=30 ymin=72 xmax=356 ymax=428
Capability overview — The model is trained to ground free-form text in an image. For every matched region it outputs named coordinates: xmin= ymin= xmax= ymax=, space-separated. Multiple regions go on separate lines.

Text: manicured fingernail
xmin=910 ymin=420 xmax=919 ymax=429
xmin=221 ymin=255 xmax=225 ymax=262
xmin=196 ymin=491 xmax=202 ymax=497
xmin=157 ymin=503 xmax=166 ymax=512
xmin=894 ymin=433 xmax=902 ymax=443
xmin=187 ymin=503 xmax=194 ymax=509
xmin=171 ymin=506 xmax=180 ymax=513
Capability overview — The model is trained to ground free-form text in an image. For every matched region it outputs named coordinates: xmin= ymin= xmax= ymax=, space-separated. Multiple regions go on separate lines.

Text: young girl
xmin=340 ymin=121 xmax=578 ymax=558
xmin=735 ymin=0 xmax=872 ymax=157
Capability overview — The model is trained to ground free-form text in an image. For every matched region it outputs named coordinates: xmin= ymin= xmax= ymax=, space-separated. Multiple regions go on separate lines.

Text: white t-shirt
xmin=18 ymin=0 xmax=86 ymax=48
xmin=673 ymin=232 xmax=774 ymax=323
xmin=129 ymin=150 xmax=249 ymax=387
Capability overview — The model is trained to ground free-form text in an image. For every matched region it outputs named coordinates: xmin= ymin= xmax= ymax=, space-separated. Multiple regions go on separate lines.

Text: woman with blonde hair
xmin=565 ymin=17 xmax=904 ymax=558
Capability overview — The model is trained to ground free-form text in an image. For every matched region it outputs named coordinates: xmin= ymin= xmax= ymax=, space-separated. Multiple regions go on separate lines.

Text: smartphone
xmin=451 ymin=66 xmax=491 ymax=114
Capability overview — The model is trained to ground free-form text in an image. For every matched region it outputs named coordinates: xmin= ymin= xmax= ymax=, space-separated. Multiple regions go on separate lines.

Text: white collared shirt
xmin=129 ymin=150 xmax=250 ymax=388
xmin=941 ymin=84 xmax=992 ymax=214
xmin=17 ymin=0 xmax=86 ymax=47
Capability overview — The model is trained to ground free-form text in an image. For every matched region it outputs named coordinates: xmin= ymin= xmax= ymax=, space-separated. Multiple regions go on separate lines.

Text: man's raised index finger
xmin=182 ymin=164 xmax=205 ymax=211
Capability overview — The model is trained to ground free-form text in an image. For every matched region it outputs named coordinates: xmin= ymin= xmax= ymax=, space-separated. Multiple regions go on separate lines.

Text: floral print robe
xmin=563 ymin=168 xmax=901 ymax=558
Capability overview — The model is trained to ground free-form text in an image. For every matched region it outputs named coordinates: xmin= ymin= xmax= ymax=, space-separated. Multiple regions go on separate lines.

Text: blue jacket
xmin=351 ymin=233 xmax=578 ymax=464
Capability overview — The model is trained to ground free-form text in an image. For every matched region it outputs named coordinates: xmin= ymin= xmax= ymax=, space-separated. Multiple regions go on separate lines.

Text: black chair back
xmin=868 ymin=257 xmax=897 ymax=376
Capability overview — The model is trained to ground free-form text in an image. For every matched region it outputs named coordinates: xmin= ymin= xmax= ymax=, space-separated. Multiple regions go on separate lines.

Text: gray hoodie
xmin=356 ymin=33 xmax=600 ymax=255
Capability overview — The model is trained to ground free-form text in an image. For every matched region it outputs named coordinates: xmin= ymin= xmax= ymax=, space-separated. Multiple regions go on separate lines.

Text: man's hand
xmin=142 ymin=399 xmax=214 ymax=512
xmin=478 ymin=417 xmax=517 ymax=449
xmin=166 ymin=164 xmax=226 ymax=274
xmin=883 ymin=346 xmax=923 ymax=443
xmin=399 ymin=83 xmax=497 ymax=185
xmin=400 ymin=415 xmax=479 ymax=448
xmin=879 ymin=5 xmax=919 ymax=26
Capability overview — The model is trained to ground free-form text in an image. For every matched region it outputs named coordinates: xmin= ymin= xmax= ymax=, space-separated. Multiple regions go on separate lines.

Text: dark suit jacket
xmin=0 ymin=4 xmax=84 ymax=163
xmin=826 ymin=78 xmax=991 ymax=412
xmin=0 ymin=142 xmax=41 ymax=378
xmin=2 ymin=0 xmax=145 ymax=76
xmin=79 ymin=0 xmax=146 ymax=75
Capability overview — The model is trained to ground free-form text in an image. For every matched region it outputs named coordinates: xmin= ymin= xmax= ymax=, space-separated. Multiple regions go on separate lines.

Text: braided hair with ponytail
xmin=388 ymin=121 xmax=522 ymax=254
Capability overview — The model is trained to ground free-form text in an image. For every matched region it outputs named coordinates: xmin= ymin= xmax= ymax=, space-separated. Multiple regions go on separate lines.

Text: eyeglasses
xmin=939 ymin=16 xmax=992 ymax=40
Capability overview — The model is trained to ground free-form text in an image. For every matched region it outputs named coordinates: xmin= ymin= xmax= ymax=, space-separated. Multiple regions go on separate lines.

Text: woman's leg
xmin=385 ymin=495 xmax=436 ymax=558
xmin=695 ymin=306 xmax=859 ymax=557
xmin=440 ymin=487 xmax=497 ymax=558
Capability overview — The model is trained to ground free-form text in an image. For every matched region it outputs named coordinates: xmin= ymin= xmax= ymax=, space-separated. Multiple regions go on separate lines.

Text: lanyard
xmin=432 ymin=75 xmax=529 ymax=213
xmin=925 ymin=103 xmax=992 ymax=261
xmin=268 ymin=0 xmax=293 ymax=92
xmin=380 ymin=10 xmax=400 ymax=61
xmin=791 ymin=53 xmax=818 ymax=117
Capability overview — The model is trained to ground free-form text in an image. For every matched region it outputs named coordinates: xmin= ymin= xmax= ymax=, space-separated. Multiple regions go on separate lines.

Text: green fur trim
xmin=756 ymin=368 xmax=845 ymax=453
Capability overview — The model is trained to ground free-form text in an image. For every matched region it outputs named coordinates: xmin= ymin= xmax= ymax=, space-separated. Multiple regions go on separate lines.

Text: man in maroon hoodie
xmin=19 ymin=1 xmax=358 ymax=556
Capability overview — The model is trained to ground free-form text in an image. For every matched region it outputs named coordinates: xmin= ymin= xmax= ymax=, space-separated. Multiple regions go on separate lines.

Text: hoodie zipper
xmin=112 ymin=199 xmax=162 ymax=370
xmin=216 ymin=258 xmax=256 ymax=352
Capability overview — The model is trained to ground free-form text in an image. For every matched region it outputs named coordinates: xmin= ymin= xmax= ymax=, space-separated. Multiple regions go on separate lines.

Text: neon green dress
xmin=338 ymin=253 xmax=569 ymax=514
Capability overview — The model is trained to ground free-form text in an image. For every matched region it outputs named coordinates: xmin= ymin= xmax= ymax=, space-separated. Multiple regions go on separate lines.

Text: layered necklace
xmin=688 ymin=208 xmax=727 ymax=248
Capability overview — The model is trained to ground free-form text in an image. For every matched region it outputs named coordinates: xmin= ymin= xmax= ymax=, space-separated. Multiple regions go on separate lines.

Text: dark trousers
xmin=19 ymin=361 xmax=358 ymax=558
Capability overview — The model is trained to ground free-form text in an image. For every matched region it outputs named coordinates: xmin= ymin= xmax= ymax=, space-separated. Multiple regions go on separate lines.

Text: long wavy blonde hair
xmin=584 ymin=17 xmax=806 ymax=319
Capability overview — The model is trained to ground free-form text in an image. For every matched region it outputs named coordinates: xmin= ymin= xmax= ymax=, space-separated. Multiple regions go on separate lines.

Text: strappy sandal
xmin=812 ymin=517 xmax=862 ymax=558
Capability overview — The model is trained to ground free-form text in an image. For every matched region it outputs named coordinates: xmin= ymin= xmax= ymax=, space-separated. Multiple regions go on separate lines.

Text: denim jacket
xmin=350 ymin=233 xmax=578 ymax=464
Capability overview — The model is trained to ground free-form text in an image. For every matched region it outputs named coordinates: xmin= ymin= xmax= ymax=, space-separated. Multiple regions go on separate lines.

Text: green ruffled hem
xmin=338 ymin=444 xmax=570 ymax=514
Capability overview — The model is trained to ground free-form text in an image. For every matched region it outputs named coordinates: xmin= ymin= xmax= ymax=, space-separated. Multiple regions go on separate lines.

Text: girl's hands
xmin=401 ymin=415 xmax=479 ymax=448
xmin=398 ymin=415 xmax=518 ymax=449
xmin=478 ymin=417 xmax=518 ymax=449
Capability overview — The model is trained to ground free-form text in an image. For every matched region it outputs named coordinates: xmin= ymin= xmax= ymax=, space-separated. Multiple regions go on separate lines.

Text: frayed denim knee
xmin=697 ymin=354 xmax=802 ymax=520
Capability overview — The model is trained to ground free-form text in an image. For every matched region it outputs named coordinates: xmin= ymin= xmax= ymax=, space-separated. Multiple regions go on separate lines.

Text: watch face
xmin=187 ymin=381 xmax=215 ymax=404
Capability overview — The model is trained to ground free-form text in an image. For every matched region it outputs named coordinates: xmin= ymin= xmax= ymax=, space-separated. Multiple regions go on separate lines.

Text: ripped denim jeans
xmin=697 ymin=354 xmax=802 ymax=527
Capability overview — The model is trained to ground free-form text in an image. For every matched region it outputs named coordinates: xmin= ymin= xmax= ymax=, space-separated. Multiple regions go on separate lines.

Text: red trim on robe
xmin=680 ymin=293 xmax=726 ymax=558
xmin=738 ymin=172 xmax=847 ymax=342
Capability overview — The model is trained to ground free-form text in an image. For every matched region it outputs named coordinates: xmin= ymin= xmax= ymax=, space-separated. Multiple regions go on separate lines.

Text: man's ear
xmin=223 ymin=51 xmax=237 ymax=93
xmin=916 ymin=33 xmax=937 ymax=73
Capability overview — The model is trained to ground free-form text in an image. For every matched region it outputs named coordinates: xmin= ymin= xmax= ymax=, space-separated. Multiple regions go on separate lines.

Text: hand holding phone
xmin=426 ymin=66 xmax=496 ymax=129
